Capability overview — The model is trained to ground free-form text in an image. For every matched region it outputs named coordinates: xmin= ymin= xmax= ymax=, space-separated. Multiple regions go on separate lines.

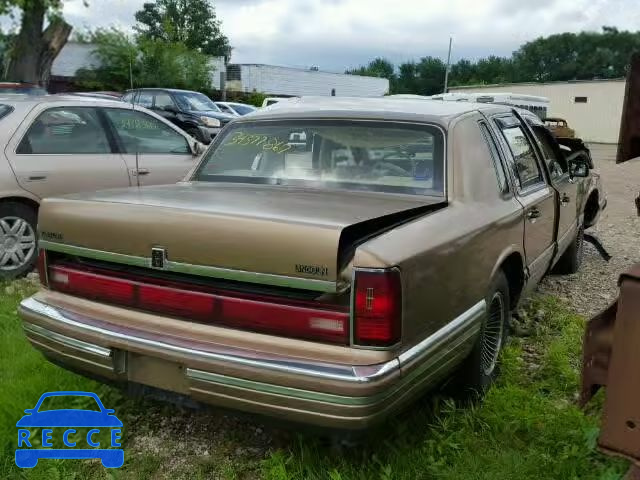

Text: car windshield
xmin=195 ymin=120 xmax=445 ymax=196
xmin=232 ymin=104 xmax=256 ymax=115
xmin=37 ymin=395 xmax=101 ymax=412
xmin=174 ymin=92 xmax=220 ymax=112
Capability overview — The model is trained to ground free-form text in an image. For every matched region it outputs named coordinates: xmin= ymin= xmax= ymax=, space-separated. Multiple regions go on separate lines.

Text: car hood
xmin=16 ymin=410 xmax=122 ymax=428
xmin=38 ymin=183 xmax=445 ymax=291
xmin=189 ymin=110 xmax=235 ymax=121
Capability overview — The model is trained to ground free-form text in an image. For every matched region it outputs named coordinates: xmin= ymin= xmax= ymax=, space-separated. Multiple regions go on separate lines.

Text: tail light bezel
xmin=350 ymin=267 xmax=403 ymax=350
xmin=37 ymin=249 xmax=48 ymax=287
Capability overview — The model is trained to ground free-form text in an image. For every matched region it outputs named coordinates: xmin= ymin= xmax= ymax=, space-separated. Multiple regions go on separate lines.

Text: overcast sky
xmin=3 ymin=0 xmax=640 ymax=71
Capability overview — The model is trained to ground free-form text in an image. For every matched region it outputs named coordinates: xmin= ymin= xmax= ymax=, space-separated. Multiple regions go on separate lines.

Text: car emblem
xmin=151 ymin=247 xmax=167 ymax=269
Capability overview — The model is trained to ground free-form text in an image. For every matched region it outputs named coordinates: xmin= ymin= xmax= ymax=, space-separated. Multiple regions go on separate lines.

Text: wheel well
xmin=0 ymin=196 xmax=40 ymax=213
xmin=500 ymin=253 xmax=525 ymax=310
xmin=584 ymin=190 xmax=599 ymax=226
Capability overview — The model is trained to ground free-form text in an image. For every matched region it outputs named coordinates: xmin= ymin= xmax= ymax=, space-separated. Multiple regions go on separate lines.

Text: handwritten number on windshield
xmin=226 ymin=133 xmax=292 ymax=154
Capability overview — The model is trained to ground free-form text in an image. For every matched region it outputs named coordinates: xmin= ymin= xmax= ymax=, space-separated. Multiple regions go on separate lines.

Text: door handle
xmin=27 ymin=175 xmax=47 ymax=181
xmin=561 ymin=193 xmax=571 ymax=206
xmin=131 ymin=168 xmax=150 ymax=176
xmin=527 ymin=208 xmax=541 ymax=220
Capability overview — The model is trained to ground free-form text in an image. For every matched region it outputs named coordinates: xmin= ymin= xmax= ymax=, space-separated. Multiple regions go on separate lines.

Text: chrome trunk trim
xmin=38 ymin=240 xmax=339 ymax=293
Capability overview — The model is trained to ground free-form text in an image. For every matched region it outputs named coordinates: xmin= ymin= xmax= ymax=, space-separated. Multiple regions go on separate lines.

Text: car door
xmin=493 ymin=114 xmax=557 ymax=288
xmin=152 ymin=91 xmax=180 ymax=124
xmin=527 ymin=123 xmax=582 ymax=261
xmin=101 ymin=107 xmax=196 ymax=186
xmin=5 ymin=105 xmax=130 ymax=198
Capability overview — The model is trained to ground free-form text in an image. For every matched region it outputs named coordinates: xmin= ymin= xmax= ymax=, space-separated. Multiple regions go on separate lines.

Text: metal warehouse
xmin=226 ymin=63 xmax=389 ymax=97
xmin=450 ymin=79 xmax=626 ymax=143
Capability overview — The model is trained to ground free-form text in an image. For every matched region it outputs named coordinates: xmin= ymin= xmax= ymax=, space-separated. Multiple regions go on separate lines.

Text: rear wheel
xmin=460 ymin=271 xmax=510 ymax=397
xmin=0 ymin=202 xmax=38 ymax=280
xmin=553 ymin=225 xmax=584 ymax=274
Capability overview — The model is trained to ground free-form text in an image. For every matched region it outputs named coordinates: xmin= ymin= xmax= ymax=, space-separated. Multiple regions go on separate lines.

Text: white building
xmin=226 ymin=63 xmax=389 ymax=97
xmin=450 ymin=79 xmax=626 ymax=143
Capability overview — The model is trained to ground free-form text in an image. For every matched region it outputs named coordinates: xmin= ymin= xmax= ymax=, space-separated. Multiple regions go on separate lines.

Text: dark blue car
xmin=16 ymin=391 xmax=123 ymax=468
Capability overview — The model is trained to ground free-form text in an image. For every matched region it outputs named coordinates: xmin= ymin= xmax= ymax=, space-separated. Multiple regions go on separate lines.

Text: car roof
xmin=0 ymin=94 xmax=125 ymax=107
xmin=128 ymin=88 xmax=203 ymax=94
xmin=241 ymin=96 xmax=511 ymax=125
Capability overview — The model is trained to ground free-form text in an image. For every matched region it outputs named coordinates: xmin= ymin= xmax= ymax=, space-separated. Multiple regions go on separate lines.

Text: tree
xmin=347 ymin=57 xmax=395 ymax=79
xmin=75 ymin=29 xmax=214 ymax=92
xmin=0 ymin=0 xmax=78 ymax=84
xmin=134 ymin=0 xmax=231 ymax=58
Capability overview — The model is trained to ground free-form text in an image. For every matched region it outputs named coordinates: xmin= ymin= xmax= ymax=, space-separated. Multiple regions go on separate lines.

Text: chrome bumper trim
xmin=38 ymin=240 xmax=339 ymax=293
xmin=19 ymin=297 xmax=392 ymax=384
xmin=23 ymin=321 xmax=111 ymax=358
xmin=19 ymin=297 xmax=485 ymax=404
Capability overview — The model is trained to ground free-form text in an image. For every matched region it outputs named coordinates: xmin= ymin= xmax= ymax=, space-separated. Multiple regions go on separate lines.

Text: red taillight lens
xmin=37 ymin=250 xmax=48 ymax=286
xmin=353 ymin=269 xmax=402 ymax=347
xmin=47 ymin=264 xmax=349 ymax=344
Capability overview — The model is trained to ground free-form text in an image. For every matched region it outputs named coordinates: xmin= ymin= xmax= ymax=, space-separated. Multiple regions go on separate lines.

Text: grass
xmin=0 ymin=279 xmax=630 ymax=479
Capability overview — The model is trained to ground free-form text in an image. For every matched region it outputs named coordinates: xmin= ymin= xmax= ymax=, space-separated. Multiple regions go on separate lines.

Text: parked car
xmin=0 ymin=95 xmax=205 ymax=279
xmin=0 ymin=82 xmax=47 ymax=95
xmin=215 ymin=101 xmax=257 ymax=116
xmin=261 ymin=97 xmax=291 ymax=107
xmin=66 ymin=91 xmax=123 ymax=100
xmin=20 ymin=97 xmax=605 ymax=431
xmin=122 ymin=88 xmax=235 ymax=144
xmin=544 ymin=117 xmax=576 ymax=138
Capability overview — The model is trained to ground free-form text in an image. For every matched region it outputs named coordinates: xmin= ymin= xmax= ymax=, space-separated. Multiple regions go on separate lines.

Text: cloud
xmin=2 ymin=0 xmax=638 ymax=70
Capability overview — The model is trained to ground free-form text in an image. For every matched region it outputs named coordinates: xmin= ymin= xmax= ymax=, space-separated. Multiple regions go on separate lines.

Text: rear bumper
xmin=19 ymin=296 xmax=482 ymax=430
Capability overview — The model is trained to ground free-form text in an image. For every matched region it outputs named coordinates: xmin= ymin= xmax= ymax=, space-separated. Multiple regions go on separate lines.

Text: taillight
xmin=353 ymin=269 xmax=402 ymax=347
xmin=47 ymin=265 xmax=349 ymax=344
xmin=37 ymin=250 xmax=48 ymax=287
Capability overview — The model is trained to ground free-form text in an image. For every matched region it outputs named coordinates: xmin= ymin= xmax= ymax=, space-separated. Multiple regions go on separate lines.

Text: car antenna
xmin=130 ymin=51 xmax=141 ymax=188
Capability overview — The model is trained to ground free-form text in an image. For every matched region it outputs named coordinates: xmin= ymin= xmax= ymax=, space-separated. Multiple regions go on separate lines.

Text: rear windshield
xmin=0 ymin=104 xmax=12 ymax=120
xmin=195 ymin=120 xmax=445 ymax=196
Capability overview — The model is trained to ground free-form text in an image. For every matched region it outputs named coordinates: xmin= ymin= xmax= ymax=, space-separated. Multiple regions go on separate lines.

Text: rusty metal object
xmin=617 ymin=52 xmax=640 ymax=164
xmin=582 ymin=264 xmax=640 ymax=471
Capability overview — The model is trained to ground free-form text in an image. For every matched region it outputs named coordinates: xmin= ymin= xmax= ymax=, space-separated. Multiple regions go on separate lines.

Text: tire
xmin=553 ymin=225 xmax=584 ymax=275
xmin=187 ymin=127 xmax=209 ymax=145
xmin=0 ymin=201 xmax=38 ymax=280
xmin=459 ymin=271 xmax=510 ymax=397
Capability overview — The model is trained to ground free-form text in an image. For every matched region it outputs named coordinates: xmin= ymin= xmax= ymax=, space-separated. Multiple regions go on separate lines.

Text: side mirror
xmin=24 ymin=409 xmax=34 ymax=414
xmin=568 ymin=156 xmax=589 ymax=178
xmin=192 ymin=141 xmax=205 ymax=156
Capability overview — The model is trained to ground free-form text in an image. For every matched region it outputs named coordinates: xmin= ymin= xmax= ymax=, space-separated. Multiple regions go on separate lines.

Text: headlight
xmin=200 ymin=116 xmax=221 ymax=128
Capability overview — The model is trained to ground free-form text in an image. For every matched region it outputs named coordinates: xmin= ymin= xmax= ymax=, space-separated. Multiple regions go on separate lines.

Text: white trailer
xmin=226 ymin=64 xmax=389 ymax=97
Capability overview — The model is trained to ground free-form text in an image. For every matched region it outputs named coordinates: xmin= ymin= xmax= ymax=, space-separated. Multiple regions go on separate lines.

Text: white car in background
xmin=0 ymin=95 xmax=204 ymax=279
xmin=214 ymin=101 xmax=257 ymax=116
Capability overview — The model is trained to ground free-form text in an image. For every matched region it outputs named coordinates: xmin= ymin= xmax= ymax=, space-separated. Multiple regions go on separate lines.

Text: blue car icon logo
xmin=16 ymin=391 xmax=123 ymax=468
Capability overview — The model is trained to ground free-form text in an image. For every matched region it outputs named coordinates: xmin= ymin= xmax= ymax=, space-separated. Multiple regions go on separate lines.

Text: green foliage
xmin=350 ymin=26 xmax=640 ymax=95
xmin=75 ymin=28 xmax=214 ymax=92
xmin=134 ymin=0 xmax=231 ymax=58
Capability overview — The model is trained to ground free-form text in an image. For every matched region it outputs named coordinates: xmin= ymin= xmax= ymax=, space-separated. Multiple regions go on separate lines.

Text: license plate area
xmin=126 ymin=352 xmax=189 ymax=394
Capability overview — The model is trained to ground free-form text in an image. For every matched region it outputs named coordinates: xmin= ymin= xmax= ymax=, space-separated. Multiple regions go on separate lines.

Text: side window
xmin=122 ymin=92 xmax=136 ymax=104
xmin=103 ymin=108 xmax=190 ymax=154
xmin=137 ymin=91 xmax=153 ymax=108
xmin=497 ymin=119 xmax=545 ymax=190
xmin=479 ymin=122 xmax=509 ymax=194
xmin=530 ymin=126 xmax=567 ymax=181
xmin=17 ymin=107 xmax=111 ymax=154
xmin=154 ymin=92 xmax=175 ymax=110
xmin=217 ymin=104 xmax=232 ymax=114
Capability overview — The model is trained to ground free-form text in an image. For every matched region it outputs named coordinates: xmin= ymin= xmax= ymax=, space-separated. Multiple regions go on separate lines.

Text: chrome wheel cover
xmin=481 ymin=292 xmax=505 ymax=376
xmin=0 ymin=216 xmax=36 ymax=271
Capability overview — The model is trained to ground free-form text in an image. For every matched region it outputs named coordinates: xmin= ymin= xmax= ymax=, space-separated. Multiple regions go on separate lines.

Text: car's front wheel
xmin=553 ymin=225 xmax=584 ymax=275
xmin=460 ymin=271 xmax=510 ymax=397
xmin=0 ymin=202 xmax=38 ymax=280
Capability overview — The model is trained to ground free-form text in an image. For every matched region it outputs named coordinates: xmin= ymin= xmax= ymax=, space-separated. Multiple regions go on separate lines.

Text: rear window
xmin=0 ymin=104 xmax=13 ymax=120
xmin=195 ymin=120 xmax=445 ymax=196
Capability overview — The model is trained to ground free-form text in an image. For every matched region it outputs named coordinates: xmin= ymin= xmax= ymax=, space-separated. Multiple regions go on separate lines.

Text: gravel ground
xmin=539 ymin=143 xmax=640 ymax=317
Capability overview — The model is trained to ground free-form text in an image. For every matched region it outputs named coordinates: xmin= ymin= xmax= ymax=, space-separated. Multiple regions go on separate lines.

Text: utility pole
xmin=444 ymin=36 xmax=453 ymax=93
